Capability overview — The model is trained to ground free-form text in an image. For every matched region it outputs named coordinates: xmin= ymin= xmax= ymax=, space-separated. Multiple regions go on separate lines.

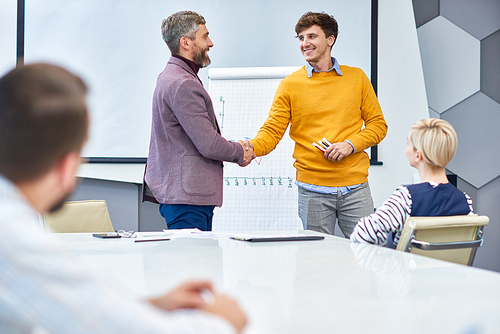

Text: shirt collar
xmin=305 ymin=57 xmax=343 ymax=78
xmin=172 ymin=54 xmax=200 ymax=75
xmin=0 ymin=174 xmax=32 ymax=211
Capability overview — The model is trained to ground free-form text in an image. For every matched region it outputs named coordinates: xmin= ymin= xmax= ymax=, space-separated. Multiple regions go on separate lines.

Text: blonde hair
xmin=409 ymin=118 xmax=458 ymax=168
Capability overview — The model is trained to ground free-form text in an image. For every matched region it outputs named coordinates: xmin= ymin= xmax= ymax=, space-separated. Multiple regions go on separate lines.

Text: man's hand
xmin=148 ymin=280 xmax=214 ymax=311
xmin=324 ymin=141 xmax=353 ymax=162
xmin=202 ymin=294 xmax=248 ymax=334
xmin=238 ymin=139 xmax=256 ymax=167
xmin=148 ymin=280 xmax=247 ymax=334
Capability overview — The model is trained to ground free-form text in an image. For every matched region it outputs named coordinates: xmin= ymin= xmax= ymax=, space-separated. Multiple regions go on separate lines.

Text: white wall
xmin=368 ymin=0 xmax=429 ymax=207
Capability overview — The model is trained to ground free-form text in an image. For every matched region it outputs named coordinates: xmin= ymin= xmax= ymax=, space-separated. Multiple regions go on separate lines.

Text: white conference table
xmin=53 ymin=230 xmax=500 ymax=334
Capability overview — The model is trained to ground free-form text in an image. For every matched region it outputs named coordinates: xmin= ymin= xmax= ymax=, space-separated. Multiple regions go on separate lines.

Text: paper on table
xmin=162 ymin=229 xmax=232 ymax=239
xmin=134 ymin=231 xmax=170 ymax=242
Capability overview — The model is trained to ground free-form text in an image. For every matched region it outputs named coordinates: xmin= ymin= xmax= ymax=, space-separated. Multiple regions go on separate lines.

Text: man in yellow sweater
xmin=247 ymin=12 xmax=388 ymax=237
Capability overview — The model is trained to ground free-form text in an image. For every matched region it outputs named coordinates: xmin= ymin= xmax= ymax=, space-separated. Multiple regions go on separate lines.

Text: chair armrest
xmin=410 ymin=239 xmax=483 ymax=251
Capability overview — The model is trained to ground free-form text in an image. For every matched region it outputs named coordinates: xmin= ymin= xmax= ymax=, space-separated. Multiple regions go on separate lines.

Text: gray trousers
xmin=298 ymin=181 xmax=374 ymax=238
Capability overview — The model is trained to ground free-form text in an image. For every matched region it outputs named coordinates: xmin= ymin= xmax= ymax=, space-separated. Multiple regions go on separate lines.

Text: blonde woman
xmin=350 ymin=118 xmax=473 ymax=247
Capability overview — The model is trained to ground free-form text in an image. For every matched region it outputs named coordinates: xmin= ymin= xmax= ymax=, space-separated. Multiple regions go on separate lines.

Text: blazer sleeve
xmin=171 ymin=78 xmax=244 ymax=164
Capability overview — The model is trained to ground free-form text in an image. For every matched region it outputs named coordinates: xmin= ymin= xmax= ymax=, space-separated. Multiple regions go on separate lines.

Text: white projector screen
xmin=23 ymin=0 xmax=372 ymax=159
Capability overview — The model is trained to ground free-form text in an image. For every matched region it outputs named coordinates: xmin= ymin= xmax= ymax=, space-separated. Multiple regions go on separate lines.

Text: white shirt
xmin=0 ymin=175 xmax=235 ymax=334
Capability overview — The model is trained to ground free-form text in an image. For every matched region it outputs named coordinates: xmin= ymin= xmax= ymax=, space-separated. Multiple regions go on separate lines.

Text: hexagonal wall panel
xmin=474 ymin=174 xmax=500 ymax=272
xmin=441 ymin=0 xmax=500 ymax=40
xmin=412 ymin=0 xmax=439 ymax=28
xmin=481 ymin=29 xmax=500 ymax=105
xmin=417 ymin=16 xmax=480 ymax=114
xmin=428 ymin=107 xmax=439 ymax=119
xmin=442 ymin=92 xmax=500 ymax=188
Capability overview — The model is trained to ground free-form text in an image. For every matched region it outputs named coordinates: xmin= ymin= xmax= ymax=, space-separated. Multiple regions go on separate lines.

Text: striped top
xmin=350 ymin=181 xmax=474 ymax=246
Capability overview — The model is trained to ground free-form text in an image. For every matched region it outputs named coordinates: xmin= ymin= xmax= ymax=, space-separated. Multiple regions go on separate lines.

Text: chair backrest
xmin=41 ymin=200 xmax=114 ymax=233
xmin=396 ymin=215 xmax=489 ymax=266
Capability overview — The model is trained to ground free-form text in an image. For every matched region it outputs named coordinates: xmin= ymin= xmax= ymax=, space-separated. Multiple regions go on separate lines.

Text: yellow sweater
xmin=250 ymin=65 xmax=387 ymax=187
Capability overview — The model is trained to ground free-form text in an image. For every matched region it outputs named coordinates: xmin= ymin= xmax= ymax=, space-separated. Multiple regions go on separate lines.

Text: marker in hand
xmin=312 ymin=142 xmax=326 ymax=152
xmin=322 ymin=138 xmax=332 ymax=146
xmin=318 ymin=140 xmax=329 ymax=150
xmin=312 ymin=138 xmax=332 ymax=153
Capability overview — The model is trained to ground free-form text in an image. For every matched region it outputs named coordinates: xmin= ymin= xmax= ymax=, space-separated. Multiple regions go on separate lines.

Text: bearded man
xmin=143 ymin=11 xmax=255 ymax=231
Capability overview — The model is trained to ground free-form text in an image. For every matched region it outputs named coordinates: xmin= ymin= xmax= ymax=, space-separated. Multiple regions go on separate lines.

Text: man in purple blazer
xmin=144 ymin=11 xmax=255 ymax=231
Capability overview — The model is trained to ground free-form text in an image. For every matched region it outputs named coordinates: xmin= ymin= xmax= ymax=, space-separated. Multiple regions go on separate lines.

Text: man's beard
xmin=192 ymin=43 xmax=211 ymax=68
xmin=48 ymin=193 xmax=72 ymax=213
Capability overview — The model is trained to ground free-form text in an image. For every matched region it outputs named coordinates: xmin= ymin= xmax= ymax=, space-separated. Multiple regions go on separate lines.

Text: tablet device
xmin=230 ymin=235 xmax=324 ymax=242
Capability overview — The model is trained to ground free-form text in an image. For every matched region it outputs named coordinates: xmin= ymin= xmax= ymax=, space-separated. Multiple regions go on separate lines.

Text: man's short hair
xmin=295 ymin=12 xmax=339 ymax=46
xmin=161 ymin=11 xmax=206 ymax=54
xmin=0 ymin=63 xmax=88 ymax=183
xmin=410 ymin=118 xmax=458 ymax=169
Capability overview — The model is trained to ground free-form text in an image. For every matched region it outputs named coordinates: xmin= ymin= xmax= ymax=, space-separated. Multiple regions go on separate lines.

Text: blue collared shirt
xmin=305 ymin=56 xmax=343 ymax=77
xmin=299 ymin=57 xmax=359 ymax=195
xmin=296 ymin=181 xmax=360 ymax=195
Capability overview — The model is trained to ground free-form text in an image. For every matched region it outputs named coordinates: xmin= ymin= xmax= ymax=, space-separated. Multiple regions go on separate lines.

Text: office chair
xmin=41 ymin=200 xmax=115 ymax=233
xmin=396 ymin=215 xmax=489 ymax=266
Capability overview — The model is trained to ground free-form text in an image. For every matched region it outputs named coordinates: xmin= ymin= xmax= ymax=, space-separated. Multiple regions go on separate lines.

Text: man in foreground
xmin=0 ymin=63 xmax=246 ymax=333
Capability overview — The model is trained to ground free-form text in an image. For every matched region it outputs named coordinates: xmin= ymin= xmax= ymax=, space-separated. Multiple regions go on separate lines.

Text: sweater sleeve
xmin=350 ymin=186 xmax=412 ymax=246
xmin=346 ymin=70 xmax=388 ymax=153
xmin=250 ymin=80 xmax=291 ymax=156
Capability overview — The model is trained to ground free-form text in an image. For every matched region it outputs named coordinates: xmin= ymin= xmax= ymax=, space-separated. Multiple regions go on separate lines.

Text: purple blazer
xmin=144 ymin=56 xmax=243 ymax=206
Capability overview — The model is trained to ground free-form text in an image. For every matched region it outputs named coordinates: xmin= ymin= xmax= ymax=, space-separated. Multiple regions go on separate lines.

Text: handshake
xmin=237 ymin=139 xmax=256 ymax=167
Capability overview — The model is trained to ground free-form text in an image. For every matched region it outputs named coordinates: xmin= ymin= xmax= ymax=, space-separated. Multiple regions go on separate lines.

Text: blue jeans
xmin=159 ymin=204 xmax=215 ymax=231
xmin=298 ymin=181 xmax=374 ymax=238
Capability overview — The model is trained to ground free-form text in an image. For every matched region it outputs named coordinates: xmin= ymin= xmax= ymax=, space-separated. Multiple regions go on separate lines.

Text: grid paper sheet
xmin=208 ymin=68 xmax=303 ymax=230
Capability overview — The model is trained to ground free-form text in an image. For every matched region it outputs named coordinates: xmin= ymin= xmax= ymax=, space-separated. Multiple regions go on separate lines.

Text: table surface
xmin=53 ymin=230 xmax=500 ymax=334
